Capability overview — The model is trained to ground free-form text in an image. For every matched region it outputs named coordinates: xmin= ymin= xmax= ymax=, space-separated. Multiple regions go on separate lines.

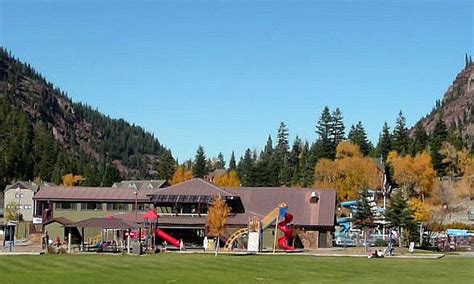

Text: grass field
xmin=0 ymin=253 xmax=472 ymax=283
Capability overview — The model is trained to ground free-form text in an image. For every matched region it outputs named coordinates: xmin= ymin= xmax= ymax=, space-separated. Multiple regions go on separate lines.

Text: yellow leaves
xmin=206 ymin=195 xmax=231 ymax=237
xmin=62 ymin=174 xmax=84 ymax=186
xmin=315 ymin=142 xmax=383 ymax=202
xmin=170 ymin=166 xmax=193 ymax=185
xmin=388 ymin=151 xmax=436 ymax=201
xmin=410 ymin=198 xmax=431 ymax=222
xmin=214 ymin=170 xmax=241 ymax=187
xmin=336 ymin=141 xmax=362 ymax=159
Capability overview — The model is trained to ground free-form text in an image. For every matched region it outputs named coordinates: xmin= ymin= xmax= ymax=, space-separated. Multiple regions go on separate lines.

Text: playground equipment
xmin=156 ymin=228 xmax=180 ymax=248
xmin=224 ymin=203 xmax=295 ymax=252
xmin=335 ymin=200 xmax=359 ymax=246
xmin=127 ymin=211 xmax=181 ymax=249
xmin=335 ymin=190 xmax=386 ymax=247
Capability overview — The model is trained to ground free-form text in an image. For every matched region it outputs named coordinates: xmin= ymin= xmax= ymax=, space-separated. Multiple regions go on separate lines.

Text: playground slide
xmin=156 ymin=228 xmax=180 ymax=248
xmin=277 ymin=212 xmax=295 ymax=251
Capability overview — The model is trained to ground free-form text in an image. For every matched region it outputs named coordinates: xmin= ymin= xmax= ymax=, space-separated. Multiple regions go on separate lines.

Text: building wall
xmin=4 ymin=187 xmax=34 ymax=221
xmin=51 ymin=202 xmax=135 ymax=222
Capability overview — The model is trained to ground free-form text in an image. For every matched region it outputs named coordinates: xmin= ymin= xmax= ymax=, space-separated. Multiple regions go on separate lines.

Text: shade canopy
xmin=143 ymin=210 xmax=160 ymax=220
xmin=66 ymin=217 xmax=136 ymax=230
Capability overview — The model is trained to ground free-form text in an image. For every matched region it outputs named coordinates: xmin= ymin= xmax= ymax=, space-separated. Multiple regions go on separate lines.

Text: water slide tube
xmin=277 ymin=212 xmax=295 ymax=251
xmin=336 ymin=217 xmax=351 ymax=235
xmin=156 ymin=228 xmax=180 ymax=248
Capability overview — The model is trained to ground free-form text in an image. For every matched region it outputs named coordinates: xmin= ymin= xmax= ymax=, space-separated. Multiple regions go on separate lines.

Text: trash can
xmin=131 ymin=241 xmax=142 ymax=255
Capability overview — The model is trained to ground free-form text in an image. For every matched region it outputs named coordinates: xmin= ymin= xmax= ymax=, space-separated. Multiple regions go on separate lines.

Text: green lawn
xmin=0 ymin=253 xmax=472 ymax=283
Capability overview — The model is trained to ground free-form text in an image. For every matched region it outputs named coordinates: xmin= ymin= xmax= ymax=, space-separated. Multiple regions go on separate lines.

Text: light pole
xmin=134 ymin=191 xmax=138 ymax=223
xmin=16 ymin=187 xmax=22 ymax=222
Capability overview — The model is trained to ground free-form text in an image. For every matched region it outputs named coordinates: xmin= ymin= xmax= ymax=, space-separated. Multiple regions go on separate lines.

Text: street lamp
xmin=16 ymin=186 xmax=22 ymax=221
xmin=134 ymin=191 xmax=138 ymax=223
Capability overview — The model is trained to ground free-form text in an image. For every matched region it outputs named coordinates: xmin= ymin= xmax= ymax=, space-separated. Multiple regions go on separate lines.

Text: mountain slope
xmin=0 ymin=47 xmax=175 ymax=186
xmin=413 ymin=62 xmax=474 ymax=149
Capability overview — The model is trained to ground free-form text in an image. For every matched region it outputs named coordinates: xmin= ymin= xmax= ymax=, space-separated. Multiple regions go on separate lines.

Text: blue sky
xmin=1 ymin=0 xmax=472 ymax=162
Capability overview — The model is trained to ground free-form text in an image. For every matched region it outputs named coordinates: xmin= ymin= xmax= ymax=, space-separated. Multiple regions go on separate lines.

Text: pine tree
xmin=376 ymin=122 xmax=392 ymax=161
xmin=193 ymin=145 xmax=207 ymax=178
xmin=392 ymin=111 xmax=410 ymax=155
xmin=348 ymin=121 xmax=373 ymax=156
xmin=275 ymin=122 xmax=290 ymax=185
xmin=316 ymin=106 xmax=333 ymax=159
xmin=353 ymin=189 xmax=375 ymax=251
xmin=228 ymin=151 xmax=237 ymax=171
xmin=156 ymin=150 xmax=176 ymax=180
xmin=410 ymin=124 xmax=428 ymax=155
xmin=101 ymin=164 xmax=122 ymax=186
xmin=237 ymin=149 xmax=254 ymax=186
xmin=216 ymin=152 xmax=226 ymax=169
xmin=299 ymin=142 xmax=314 ymax=187
xmin=385 ymin=190 xmax=414 ymax=247
xmin=262 ymin=135 xmax=273 ymax=159
xmin=330 ymin=108 xmax=345 ymax=156
xmin=289 ymin=136 xmax=302 ymax=186
xmin=430 ymin=118 xmax=448 ymax=176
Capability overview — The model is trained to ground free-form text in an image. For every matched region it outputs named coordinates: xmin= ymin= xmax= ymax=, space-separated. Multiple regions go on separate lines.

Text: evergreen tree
xmin=330 ymin=108 xmax=345 ymax=156
xmin=316 ymin=106 xmax=334 ymax=159
xmin=228 ymin=151 xmax=237 ymax=171
xmin=376 ymin=122 xmax=392 ymax=161
xmin=276 ymin=122 xmax=290 ymax=185
xmin=410 ymin=124 xmax=428 ymax=155
xmin=385 ymin=190 xmax=414 ymax=247
xmin=353 ymin=189 xmax=375 ymax=251
xmin=392 ymin=111 xmax=410 ymax=155
xmin=193 ymin=145 xmax=207 ymax=178
xmin=348 ymin=121 xmax=373 ymax=156
xmin=237 ymin=149 xmax=254 ymax=186
xmin=430 ymin=118 xmax=448 ymax=176
xmin=100 ymin=164 xmax=122 ymax=187
xmin=156 ymin=150 xmax=176 ymax=180
xmin=216 ymin=152 xmax=226 ymax=169
xmin=299 ymin=142 xmax=314 ymax=187
xmin=289 ymin=136 xmax=302 ymax=186
xmin=262 ymin=135 xmax=273 ymax=159
xmin=82 ymin=160 xmax=101 ymax=186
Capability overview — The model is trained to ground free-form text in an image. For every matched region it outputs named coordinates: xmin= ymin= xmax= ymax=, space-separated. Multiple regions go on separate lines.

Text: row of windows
xmin=54 ymin=202 xmax=150 ymax=211
xmin=6 ymin=204 xmax=32 ymax=210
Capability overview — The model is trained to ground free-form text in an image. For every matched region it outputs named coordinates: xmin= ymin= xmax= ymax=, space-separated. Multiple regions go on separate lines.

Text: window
xmin=23 ymin=205 xmax=32 ymax=210
xmin=137 ymin=203 xmax=150 ymax=211
xmin=106 ymin=203 xmax=129 ymax=211
xmin=56 ymin=202 xmax=76 ymax=210
xmin=15 ymin=193 xmax=24 ymax=198
xmin=81 ymin=203 xmax=101 ymax=211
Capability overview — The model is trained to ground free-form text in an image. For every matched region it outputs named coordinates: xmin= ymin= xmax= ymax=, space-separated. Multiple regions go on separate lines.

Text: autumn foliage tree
xmin=61 ymin=174 xmax=84 ymax=186
xmin=214 ymin=170 xmax=241 ymax=187
xmin=387 ymin=151 xmax=435 ymax=202
xmin=410 ymin=198 xmax=431 ymax=223
xmin=314 ymin=142 xmax=383 ymax=201
xmin=170 ymin=166 xmax=193 ymax=185
xmin=206 ymin=195 xmax=231 ymax=254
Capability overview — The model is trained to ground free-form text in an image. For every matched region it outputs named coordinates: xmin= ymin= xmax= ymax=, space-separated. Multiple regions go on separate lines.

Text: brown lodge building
xmin=33 ymin=178 xmax=336 ymax=249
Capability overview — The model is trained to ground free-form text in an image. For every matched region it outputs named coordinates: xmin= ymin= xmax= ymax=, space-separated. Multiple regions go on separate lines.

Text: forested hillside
xmin=0 ymin=48 xmax=175 ymax=189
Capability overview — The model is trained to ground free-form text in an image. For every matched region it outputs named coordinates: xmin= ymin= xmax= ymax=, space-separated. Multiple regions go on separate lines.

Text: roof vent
xmin=310 ymin=192 xmax=319 ymax=203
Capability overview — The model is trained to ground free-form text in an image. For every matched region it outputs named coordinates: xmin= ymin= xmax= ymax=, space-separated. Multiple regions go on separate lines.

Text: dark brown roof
xmin=42 ymin=217 xmax=73 ymax=226
xmin=33 ymin=186 xmax=159 ymax=202
xmin=224 ymin=187 xmax=336 ymax=227
xmin=66 ymin=217 xmax=136 ymax=229
xmin=155 ymin=179 xmax=232 ymax=196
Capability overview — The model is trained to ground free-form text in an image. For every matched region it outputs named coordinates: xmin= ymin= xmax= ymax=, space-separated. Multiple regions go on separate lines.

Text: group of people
xmin=41 ymin=231 xmax=67 ymax=250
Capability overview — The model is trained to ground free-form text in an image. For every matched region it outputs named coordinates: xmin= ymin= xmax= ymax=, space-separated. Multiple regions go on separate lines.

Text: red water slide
xmin=277 ymin=212 xmax=295 ymax=251
xmin=156 ymin=228 xmax=180 ymax=248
